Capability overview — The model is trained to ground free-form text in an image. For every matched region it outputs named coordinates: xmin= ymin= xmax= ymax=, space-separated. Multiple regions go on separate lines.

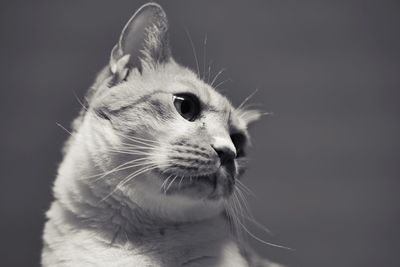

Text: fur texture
xmin=42 ymin=3 xmax=281 ymax=267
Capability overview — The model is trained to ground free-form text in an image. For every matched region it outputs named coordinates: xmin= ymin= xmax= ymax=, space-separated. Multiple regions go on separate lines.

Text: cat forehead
xmin=128 ymin=63 xmax=234 ymax=113
xmin=174 ymin=79 xmax=232 ymax=112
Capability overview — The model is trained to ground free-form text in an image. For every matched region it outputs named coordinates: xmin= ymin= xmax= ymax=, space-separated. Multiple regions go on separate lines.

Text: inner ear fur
xmin=110 ymin=3 xmax=171 ymax=78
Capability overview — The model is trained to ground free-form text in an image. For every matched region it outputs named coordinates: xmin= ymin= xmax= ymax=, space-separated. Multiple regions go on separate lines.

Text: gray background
xmin=1 ymin=1 xmax=399 ymax=266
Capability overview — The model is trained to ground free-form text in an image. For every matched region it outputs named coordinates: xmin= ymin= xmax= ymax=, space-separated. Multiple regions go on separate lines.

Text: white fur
xmin=42 ymin=3 xmax=281 ymax=267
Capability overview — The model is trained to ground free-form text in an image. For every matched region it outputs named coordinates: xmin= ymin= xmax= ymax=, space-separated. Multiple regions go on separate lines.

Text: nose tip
xmin=212 ymin=145 xmax=236 ymax=165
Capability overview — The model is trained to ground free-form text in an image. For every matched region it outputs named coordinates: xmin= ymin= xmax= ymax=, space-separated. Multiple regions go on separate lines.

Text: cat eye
xmin=230 ymin=133 xmax=246 ymax=158
xmin=173 ymin=93 xmax=200 ymax=121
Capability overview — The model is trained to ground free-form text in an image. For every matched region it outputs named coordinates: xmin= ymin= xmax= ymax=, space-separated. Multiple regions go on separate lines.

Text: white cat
xmin=42 ymin=3 xmax=282 ymax=267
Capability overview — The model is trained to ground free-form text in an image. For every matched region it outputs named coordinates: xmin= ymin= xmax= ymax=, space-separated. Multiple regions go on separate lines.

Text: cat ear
xmin=110 ymin=3 xmax=171 ymax=77
xmin=235 ymin=109 xmax=262 ymax=127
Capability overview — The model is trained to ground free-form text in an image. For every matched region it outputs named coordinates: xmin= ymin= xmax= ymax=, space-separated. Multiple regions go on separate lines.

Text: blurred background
xmin=1 ymin=1 xmax=399 ymax=266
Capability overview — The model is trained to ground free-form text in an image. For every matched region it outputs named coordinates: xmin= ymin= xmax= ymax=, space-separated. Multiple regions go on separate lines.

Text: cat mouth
xmin=190 ymin=173 xmax=218 ymax=187
xmin=157 ymin=171 xmax=218 ymax=190
xmin=153 ymin=169 xmax=234 ymax=199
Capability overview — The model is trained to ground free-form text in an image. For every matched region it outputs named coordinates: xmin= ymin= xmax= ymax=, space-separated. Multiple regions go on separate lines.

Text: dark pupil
xmin=180 ymin=100 xmax=192 ymax=114
xmin=174 ymin=93 xmax=200 ymax=121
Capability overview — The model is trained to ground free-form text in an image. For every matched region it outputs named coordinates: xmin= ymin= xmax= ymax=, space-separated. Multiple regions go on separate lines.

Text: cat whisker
xmin=80 ymin=157 xmax=150 ymax=180
xmin=184 ymin=28 xmax=200 ymax=78
xmin=72 ymin=90 xmax=88 ymax=111
xmin=56 ymin=122 xmax=73 ymax=136
xmin=233 ymin=191 xmax=245 ymax=223
xmin=178 ymin=175 xmax=184 ymax=189
xmin=108 ymin=146 xmax=157 ymax=152
xmin=100 ymin=164 xmax=167 ymax=203
xmin=210 ymin=68 xmax=226 ymax=87
xmin=236 ymin=180 xmax=255 ymax=197
xmin=236 ymin=218 xmax=294 ymax=251
xmin=237 ymin=88 xmax=259 ymax=110
xmin=119 ymin=146 xmax=158 ymax=152
xmin=238 ymin=103 xmax=263 ymax=111
xmin=202 ymin=33 xmax=207 ymax=81
xmin=213 ymin=78 xmax=232 ymax=90
xmin=118 ymin=164 xmax=171 ymax=188
xmin=163 ymin=175 xmax=174 ymax=194
xmin=160 ymin=174 xmax=173 ymax=193
xmin=96 ymin=158 xmax=174 ymax=183
xmin=106 ymin=150 xmax=158 ymax=157
xmin=165 ymin=176 xmax=176 ymax=194
xmin=116 ymin=135 xmax=161 ymax=148
xmin=224 ymin=196 xmax=241 ymax=238
xmin=235 ymin=186 xmax=270 ymax=234
xmin=93 ymin=161 xmax=162 ymax=182
xmin=107 ymin=148 xmax=156 ymax=155
xmin=117 ymin=142 xmax=160 ymax=150
xmin=235 ymin=186 xmax=252 ymax=218
xmin=207 ymin=60 xmax=213 ymax=84
xmin=114 ymin=130 xmax=161 ymax=146
xmin=122 ymin=135 xmax=161 ymax=147
xmin=227 ymin=189 xmax=292 ymax=250
xmin=243 ymin=215 xmax=273 ymax=236
xmin=165 ymin=175 xmax=179 ymax=193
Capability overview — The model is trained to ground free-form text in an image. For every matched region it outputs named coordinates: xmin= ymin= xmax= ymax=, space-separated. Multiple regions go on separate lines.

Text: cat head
xmin=79 ymin=3 xmax=261 ymax=221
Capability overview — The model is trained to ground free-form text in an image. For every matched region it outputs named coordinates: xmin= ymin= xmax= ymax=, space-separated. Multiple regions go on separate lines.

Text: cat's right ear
xmin=235 ymin=108 xmax=262 ymax=128
xmin=109 ymin=3 xmax=171 ymax=79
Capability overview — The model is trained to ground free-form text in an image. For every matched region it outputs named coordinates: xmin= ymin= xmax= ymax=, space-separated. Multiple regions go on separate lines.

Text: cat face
xmin=81 ymin=3 xmax=260 ymax=220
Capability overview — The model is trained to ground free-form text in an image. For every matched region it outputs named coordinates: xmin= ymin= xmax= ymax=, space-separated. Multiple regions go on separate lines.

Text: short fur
xmin=42 ymin=3 xmax=282 ymax=267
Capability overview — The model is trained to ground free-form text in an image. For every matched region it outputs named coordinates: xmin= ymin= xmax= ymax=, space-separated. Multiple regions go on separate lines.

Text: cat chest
xmin=120 ymin=233 xmax=249 ymax=267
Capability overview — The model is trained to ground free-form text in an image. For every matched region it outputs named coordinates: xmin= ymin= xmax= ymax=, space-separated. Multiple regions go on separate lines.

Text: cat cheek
xmin=94 ymin=108 xmax=111 ymax=121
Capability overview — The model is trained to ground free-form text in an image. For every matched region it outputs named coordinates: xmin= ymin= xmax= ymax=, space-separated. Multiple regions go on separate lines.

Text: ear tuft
xmin=110 ymin=3 xmax=171 ymax=77
xmin=235 ymin=108 xmax=262 ymax=127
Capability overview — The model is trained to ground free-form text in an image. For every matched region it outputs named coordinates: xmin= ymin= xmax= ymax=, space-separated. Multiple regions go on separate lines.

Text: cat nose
xmin=212 ymin=137 xmax=236 ymax=165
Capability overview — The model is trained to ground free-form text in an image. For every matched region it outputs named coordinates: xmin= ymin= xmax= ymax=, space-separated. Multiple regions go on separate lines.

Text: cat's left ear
xmin=110 ymin=3 xmax=171 ymax=78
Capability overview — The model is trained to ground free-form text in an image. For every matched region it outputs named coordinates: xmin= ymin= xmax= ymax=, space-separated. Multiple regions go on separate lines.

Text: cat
xmin=42 ymin=3 xmax=283 ymax=267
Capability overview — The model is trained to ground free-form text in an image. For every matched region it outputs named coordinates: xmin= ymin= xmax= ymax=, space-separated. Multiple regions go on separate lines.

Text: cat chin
xmin=122 ymin=174 xmax=226 ymax=222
